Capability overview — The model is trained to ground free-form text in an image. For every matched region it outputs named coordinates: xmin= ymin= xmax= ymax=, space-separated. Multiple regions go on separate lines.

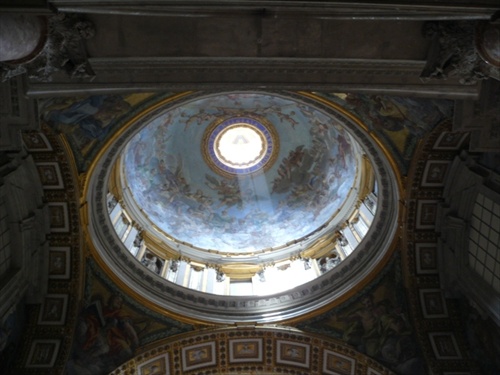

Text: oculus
xmin=203 ymin=116 xmax=277 ymax=176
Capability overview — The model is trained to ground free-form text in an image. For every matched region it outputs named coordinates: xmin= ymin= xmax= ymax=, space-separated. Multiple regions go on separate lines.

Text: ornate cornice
xmin=27 ymin=58 xmax=480 ymax=99
xmin=50 ymin=0 xmax=498 ymax=20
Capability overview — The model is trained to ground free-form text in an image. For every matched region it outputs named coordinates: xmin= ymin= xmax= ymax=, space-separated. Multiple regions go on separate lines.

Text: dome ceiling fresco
xmin=123 ymin=92 xmax=359 ymax=253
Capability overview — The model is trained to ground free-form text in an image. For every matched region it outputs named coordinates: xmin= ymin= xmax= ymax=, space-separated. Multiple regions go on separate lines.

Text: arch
xmin=110 ymin=326 xmax=395 ymax=375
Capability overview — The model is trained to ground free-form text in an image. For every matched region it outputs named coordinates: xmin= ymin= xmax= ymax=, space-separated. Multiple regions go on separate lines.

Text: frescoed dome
xmin=88 ymin=90 xmax=400 ymax=321
xmin=122 ymin=92 xmax=360 ymax=254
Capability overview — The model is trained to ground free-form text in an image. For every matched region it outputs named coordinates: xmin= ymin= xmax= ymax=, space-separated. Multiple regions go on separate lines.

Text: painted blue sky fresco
xmin=123 ymin=92 xmax=358 ymax=253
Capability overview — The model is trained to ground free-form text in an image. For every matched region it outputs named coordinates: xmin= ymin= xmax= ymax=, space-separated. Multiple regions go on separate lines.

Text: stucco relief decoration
xmin=1 ymin=13 xmax=95 ymax=82
xmin=420 ymin=21 xmax=500 ymax=85
xmin=123 ymin=93 xmax=357 ymax=253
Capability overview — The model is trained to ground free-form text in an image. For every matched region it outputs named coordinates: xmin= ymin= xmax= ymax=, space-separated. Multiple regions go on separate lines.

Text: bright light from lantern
xmin=215 ymin=125 xmax=266 ymax=169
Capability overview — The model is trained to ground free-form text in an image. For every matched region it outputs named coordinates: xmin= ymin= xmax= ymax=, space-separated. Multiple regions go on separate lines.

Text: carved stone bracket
xmin=420 ymin=21 xmax=500 ymax=85
xmin=1 ymin=13 xmax=95 ymax=82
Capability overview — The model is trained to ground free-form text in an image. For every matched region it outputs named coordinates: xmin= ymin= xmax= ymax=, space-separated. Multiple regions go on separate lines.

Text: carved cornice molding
xmin=27 ymin=58 xmax=480 ymax=98
xmin=90 ymin=57 xmax=426 ymax=74
xmin=50 ymin=0 xmax=498 ymax=20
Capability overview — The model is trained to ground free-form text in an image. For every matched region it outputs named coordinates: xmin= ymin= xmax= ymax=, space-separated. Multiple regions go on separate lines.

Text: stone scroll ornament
xmin=1 ymin=13 xmax=95 ymax=82
xmin=420 ymin=20 xmax=500 ymax=85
